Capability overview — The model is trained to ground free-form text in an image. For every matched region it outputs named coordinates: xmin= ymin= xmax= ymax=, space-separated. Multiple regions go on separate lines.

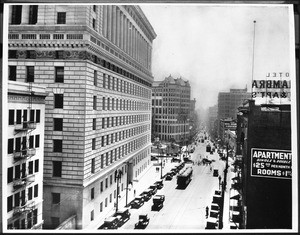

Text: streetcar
xmin=176 ymin=166 xmax=193 ymax=189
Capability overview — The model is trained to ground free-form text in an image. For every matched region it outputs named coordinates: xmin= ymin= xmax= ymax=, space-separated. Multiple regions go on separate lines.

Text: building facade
xmin=8 ymin=4 xmax=156 ymax=229
xmin=6 ymin=81 xmax=47 ymax=229
xmin=207 ymin=104 xmax=218 ymax=139
xmin=234 ymin=99 xmax=292 ymax=229
xmin=151 ymin=75 xmax=191 ymax=144
xmin=217 ymin=88 xmax=251 ymax=138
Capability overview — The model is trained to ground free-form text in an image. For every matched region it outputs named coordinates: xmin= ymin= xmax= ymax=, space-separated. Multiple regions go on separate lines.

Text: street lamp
xmin=115 ymin=169 xmax=123 ymax=213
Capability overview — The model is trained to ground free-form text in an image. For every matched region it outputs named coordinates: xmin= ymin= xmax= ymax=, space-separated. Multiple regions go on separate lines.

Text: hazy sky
xmin=141 ymin=4 xmax=292 ymax=109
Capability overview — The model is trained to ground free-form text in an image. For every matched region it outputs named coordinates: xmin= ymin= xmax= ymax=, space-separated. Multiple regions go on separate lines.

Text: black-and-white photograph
xmin=1 ymin=1 xmax=299 ymax=233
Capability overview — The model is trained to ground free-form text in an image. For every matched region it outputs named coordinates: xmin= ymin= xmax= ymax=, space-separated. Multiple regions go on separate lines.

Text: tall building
xmin=6 ymin=81 xmax=47 ymax=229
xmin=151 ymin=75 xmax=191 ymax=144
xmin=7 ymin=4 xmax=156 ymax=229
xmin=234 ymin=99 xmax=291 ymax=229
xmin=217 ymin=88 xmax=251 ymax=138
xmin=207 ymin=104 xmax=218 ymax=139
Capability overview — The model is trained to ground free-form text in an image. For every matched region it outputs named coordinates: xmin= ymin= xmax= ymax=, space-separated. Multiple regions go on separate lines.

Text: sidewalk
xmin=92 ymin=159 xmax=175 ymax=229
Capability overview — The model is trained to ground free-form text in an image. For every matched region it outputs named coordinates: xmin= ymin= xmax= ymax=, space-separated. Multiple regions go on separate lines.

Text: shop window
xmin=57 ymin=12 xmax=66 ymax=24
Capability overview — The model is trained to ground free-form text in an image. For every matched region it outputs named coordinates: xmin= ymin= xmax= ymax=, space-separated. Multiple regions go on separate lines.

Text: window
xmin=29 ymin=135 xmax=34 ymax=149
xmin=92 ymin=138 xmax=96 ymax=150
xmin=93 ymin=96 xmax=97 ymax=110
xmin=102 ymin=97 xmax=105 ymax=110
xmin=91 ymin=210 xmax=94 ymax=221
xmin=103 ymin=74 xmax=106 ymax=88
xmin=101 ymin=155 xmax=104 ymax=169
xmin=8 ymin=138 xmax=14 ymax=154
xmin=92 ymin=18 xmax=96 ymax=30
xmin=36 ymin=110 xmax=40 ymax=123
xmin=30 ymin=109 xmax=35 ymax=122
xmin=34 ymin=184 xmax=38 ymax=198
xmin=100 ymin=181 xmax=103 ymax=192
xmin=35 ymin=135 xmax=40 ymax=148
xmin=91 ymin=158 xmax=95 ymax=174
xmin=100 ymin=202 xmax=103 ymax=212
xmin=7 ymin=196 xmax=13 ymax=212
xmin=53 ymin=161 xmax=62 ymax=177
xmin=11 ymin=5 xmax=22 ymax=25
xmin=16 ymin=110 xmax=22 ymax=124
xmin=8 ymin=50 xmax=17 ymax=58
xmin=26 ymin=66 xmax=34 ymax=82
xmin=93 ymin=5 xmax=97 ymax=12
xmin=54 ymin=94 xmax=64 ymax=108
xmin=9 ymin=110 xmax=14 ymax=125
xmin=9 ymin=66 xmax=16 ymax=81
xmin=15 ymin=137 xmax=21 ymax=152
xmin=91 ymin=188 xmax=95 ymax=200
xmin=7 ymin=167 xmax=14 ymax=183
xmin=34 ymin=159 xmax=39 ymax=173
xmin=55 ymin=67 xmax=64 ymax=83
xmin=33 ymin=209 xmax=38 ymax=225
xmin=28 ymin=187 xmax=33 ymax=200
xmin=52 ymin=193 xmax=60 ymax=204
xmin=105 ymin=178 xmax=108 ymax=188
xmin=53 ymin=118 xmax=63 ymax=131
xmin=27 ymin=211 xmax=33 ymax=229
xmin=94 ymin=70 xmax=97 ymax=86
xmin=55 ymin=51 xmax=64 ymax=59
xmin=57 ymin=12 xmax=66 ymax=24
xmin=29 ymin=5 xmax=38 ymax=24
xmin=53 ymin=139 xmax=62 ymax=152
xmin=26 ymin=50 xmax=36 ymax=59
xmin=28 ymin=161 xmax=33 ymax=175
xmin=93 ymin=118 xmax=96 ymax=130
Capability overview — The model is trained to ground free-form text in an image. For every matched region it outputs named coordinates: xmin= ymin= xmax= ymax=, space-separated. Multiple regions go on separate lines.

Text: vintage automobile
xmin=98 ymin=216 xmax=120 ymax=230
xmin=134 ymin=214 xmax=150 ymax=229
xmin=130 ymin=197 xmax=144 ymax=209
xmin=140 ymin=189 xmax=152 ymax=201
xmin=148 ymin=185 xmax=158 ymax=195
xmin=151 ymin=195 xmax=165 ymax=211
xmin=114 ymin=208 xmax=131 ymax=226
xmin=171 ymin=157 xmax=181 ymax=163
xmin=205 ymin=217 xmax=218 ymax=229
xmin=154 ymin=180 xmax=164 ymax=189
xmin=165 ymin=173 xmax=173 ymax=181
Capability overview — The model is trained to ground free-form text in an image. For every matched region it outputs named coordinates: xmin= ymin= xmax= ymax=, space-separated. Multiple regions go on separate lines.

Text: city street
xmin=120 ymin=134 xmax=225 ymax=230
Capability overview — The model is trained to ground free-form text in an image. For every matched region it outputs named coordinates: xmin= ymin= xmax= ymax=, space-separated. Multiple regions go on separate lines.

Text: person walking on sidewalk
xmin=206 ymin=206 xmax=209 ymax=218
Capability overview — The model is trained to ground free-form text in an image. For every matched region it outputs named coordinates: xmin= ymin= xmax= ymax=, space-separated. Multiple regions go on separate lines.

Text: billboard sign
xmin=251 ymin=148 xmax=291 ymax=179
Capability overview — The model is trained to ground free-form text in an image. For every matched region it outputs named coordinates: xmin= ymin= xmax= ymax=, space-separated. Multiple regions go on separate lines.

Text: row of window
xmin=7 ymin=184 xmax=39 ymax=212
xmin=8 ymin=109 xmax=41 ymax=125
xmin=7 ymin=160 xmax=39 ymax=184
xmin=7 ymin=208 xmax=38 ymax=229
xmin=98 ymin=124 xmax=149 ymax=149
xmin=95 ymin=96 xmax=150 ymax=111
xmin=7 ymin=135 xmax=40 ymax=154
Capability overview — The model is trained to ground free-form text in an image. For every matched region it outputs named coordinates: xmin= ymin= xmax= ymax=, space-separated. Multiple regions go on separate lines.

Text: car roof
xmin=105 ymin=216 xmax=118 ymax=222
xmin=117 ymin=208 xmax=128 ymax=213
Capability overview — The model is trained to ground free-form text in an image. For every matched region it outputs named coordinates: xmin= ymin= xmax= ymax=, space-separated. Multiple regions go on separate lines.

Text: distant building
xmin=6 ymin=81 xmax=47 ymax=229
xmin=233 ymin=99 xmax=291 ymax=229
xmin=151 ymin=75 xmax=191 ymax=144
xmin=217 ymin=88 xmax=251 ymax=138
xmin=219 ymin=118 xmax=237 ymax=143
xmin=207 ymin=104 xmax=218 ymax=139
xmin=8 ymin=4 xmax=156 ymax=229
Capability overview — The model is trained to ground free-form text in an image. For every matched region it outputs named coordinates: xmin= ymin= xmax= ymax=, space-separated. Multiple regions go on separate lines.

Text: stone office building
xmin=7 ymin=4 xmax=156 ymax=229
xmin=152 ymin=75 xmax=191 ymax=144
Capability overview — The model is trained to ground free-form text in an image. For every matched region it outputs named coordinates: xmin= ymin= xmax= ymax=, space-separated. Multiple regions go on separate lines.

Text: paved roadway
xmin=120 ymin=134 xmax=224 ymax=231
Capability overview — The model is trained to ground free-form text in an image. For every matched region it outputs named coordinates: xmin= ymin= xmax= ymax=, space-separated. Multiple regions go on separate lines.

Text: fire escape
xmin=12 ymin=82 xmax=36 ymax=219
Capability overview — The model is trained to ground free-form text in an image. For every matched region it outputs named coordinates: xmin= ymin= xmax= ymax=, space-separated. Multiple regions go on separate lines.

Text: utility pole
xmin=115 ymin=169 xmax=122 ymax=213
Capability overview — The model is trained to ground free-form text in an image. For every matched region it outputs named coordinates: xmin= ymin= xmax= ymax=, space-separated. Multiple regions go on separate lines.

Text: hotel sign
xmin=251 ymin=148 xmax=291 ymax=179
xmin=251 ymin=72 xmax=291 ymax=104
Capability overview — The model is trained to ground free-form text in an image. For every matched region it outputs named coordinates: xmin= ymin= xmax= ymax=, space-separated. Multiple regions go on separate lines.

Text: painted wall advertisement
xmin=251 ymin=148 xmax=292 ymax=179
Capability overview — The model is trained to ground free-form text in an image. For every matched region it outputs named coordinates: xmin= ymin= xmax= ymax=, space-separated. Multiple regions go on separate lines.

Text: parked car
xmin=134 ymin=214 xmax=150 ymax=229
xmin=114 ymin=208 xmax=131 ymax=226
xmin=171 ymin=157 xmax=181 ymax=163
xmin=98 ymin=216 xmax=120 ymax=229
xmin=140 ymin=189 xmax=152 ymax=201
xmin=148 ymin=185 xmax=158 ymax=195
xmin=130 ymin=197 xmax=144 ymax=209
xmin=165 ymin=173 xmax=173 ymax=180
xmin=154 ymin=180 xmax=163 ymax=189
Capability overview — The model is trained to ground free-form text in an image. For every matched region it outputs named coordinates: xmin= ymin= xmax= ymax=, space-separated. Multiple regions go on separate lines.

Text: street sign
xmin=251 ymin=148 xmax=291 ymax=179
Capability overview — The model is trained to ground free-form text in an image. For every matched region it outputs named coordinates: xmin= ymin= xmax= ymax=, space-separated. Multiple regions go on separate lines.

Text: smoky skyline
xmin=141 ymin=4 xmax=292 ymax=110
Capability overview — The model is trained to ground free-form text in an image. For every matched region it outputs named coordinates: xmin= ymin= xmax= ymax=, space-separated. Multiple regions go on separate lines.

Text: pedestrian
xmin=206 ymin=206 xmax=209 ymax=218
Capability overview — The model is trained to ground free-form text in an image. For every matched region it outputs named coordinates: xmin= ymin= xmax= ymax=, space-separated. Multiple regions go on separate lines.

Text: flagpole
xmin=251 ymin=20 xmax=256 ymax=100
